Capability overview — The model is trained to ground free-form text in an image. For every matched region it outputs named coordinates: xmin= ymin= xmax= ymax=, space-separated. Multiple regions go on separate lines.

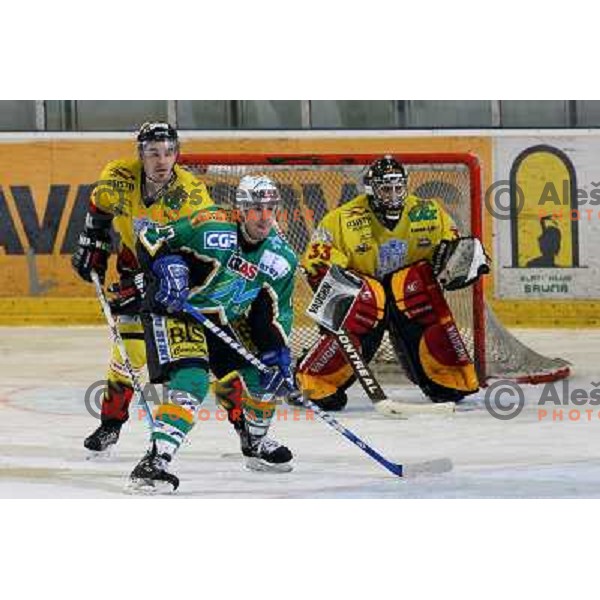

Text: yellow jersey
xmin=91 ymin=158 xmax=213 ymax=271
xmin=302 ymin=194 xmax=459 ymax=280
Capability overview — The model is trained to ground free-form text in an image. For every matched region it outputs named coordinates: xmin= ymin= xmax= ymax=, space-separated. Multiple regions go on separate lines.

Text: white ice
xmin=1 ymin=327 xmax=599 ymax=498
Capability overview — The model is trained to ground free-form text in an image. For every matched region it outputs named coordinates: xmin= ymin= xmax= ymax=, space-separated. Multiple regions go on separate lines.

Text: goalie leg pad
xmin=343 ymin=274 xmax=386 ymax=335
xmin=295 ymin=322 xmax=386 ymax=401
xmin=295 ymin=333 xmax=356 ymax=400
xmin=389 ymin=261 xmax=479 ymax=397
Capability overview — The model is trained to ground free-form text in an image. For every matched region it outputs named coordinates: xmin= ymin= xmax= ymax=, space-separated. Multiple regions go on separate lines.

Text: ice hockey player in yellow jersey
xmin=297 ymin=155 xmax=489 ymax=411
xmin=72 ymin=121 xmax=213 ymax=452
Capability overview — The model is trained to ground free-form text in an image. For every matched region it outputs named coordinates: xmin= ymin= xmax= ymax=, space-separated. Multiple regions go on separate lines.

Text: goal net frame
xmin=178 ymin=152 xmax=570 ymax=386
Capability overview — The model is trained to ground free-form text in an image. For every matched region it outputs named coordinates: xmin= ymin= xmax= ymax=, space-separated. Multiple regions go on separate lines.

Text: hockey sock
xmin=242 ymin=396 xmax=276 ymax=440
xmin=213 ymin=371 xmax=246 ymax=425
xmin=238 ymin=368 xmax=276 ymax=440
xmin=152 ymin=366 xmax=209 ymax=456
xmin=101 ymin=380 xmax=134 ymax=422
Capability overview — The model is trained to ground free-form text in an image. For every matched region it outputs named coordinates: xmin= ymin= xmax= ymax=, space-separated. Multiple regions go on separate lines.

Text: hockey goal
xmin=179 ymin=152 xmax=570 ymax=385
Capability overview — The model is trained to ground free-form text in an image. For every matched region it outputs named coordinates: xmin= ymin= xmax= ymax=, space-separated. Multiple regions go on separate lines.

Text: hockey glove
xmin=152 ymin=255 xmax=190 ymax=313
xmin=72 ymin=208 xmax=113 ymax=284
xmin=260 ymin=347 xmax=295 ymax=395
xmin=432 ymin=237 xmax=490 ymax=291
xmin=71 ymin=230 xmax=112 ymax=284
xmin=303 ymin=262 xmax=330 ymax=291
xmin=108 ymin=272 xmax=145 ymax=315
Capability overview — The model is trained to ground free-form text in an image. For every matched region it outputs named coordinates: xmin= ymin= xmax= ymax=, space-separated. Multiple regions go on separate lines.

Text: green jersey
xmin=138 ymin=208 xmax=298 ymax=346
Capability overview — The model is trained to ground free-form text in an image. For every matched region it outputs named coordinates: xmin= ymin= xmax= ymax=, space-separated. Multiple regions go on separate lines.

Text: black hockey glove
xmin=108 ymin=272 xmax=145 ymax=315
xmin=72 ymin=209 xmax=113 ymax=284
xmin=72 ymin=230 xmax=112 ymax=284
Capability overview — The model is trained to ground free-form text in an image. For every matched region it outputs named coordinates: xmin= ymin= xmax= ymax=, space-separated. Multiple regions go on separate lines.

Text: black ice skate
xmin=229 ymin=411 xmax=293 ymax=472
xmin=84 ymin=420 xmax=123 ymax=453
xmin=128 ymin=443 xmax=179 ymax=493
xmin=241 ymin=431 xmax=293 ymax=473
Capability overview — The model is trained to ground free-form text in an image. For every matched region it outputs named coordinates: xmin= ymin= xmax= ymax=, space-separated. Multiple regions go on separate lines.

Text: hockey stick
xmin=182 ymin=301 xmax=452 ymax=478
xmin=91 ymin=271 xmax=154 ymax=430
xmin=333 ymin=328 xmax=387 ymax=401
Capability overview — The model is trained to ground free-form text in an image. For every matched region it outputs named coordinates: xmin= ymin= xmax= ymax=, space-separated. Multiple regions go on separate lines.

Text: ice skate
xmin=127 ymin=443 xmax=179 ymax=493
xmin=240 ymin=425 xmax=293 ymax=473
xmin=84 ymin=420 xmax=123 ymax=456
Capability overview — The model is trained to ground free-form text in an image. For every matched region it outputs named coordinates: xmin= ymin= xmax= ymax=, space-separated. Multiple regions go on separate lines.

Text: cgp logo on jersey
xmin=204 ymin=231 xmax=237 ymax=250
xmin=377 ymin=240 xmax=407 ymax=277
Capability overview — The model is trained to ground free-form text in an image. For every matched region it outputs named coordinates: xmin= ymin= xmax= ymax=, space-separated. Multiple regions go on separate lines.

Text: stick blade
xmin=401 ymin=458 xmax=454 ymax=478
xmin=375 ymin=400 xmax=456 ymax=419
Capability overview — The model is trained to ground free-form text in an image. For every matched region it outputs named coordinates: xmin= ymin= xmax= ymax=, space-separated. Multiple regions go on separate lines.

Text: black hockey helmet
xmin=137 ymin=121 xmax=179 ymax=152
xmin=363 ymin=155 xmax=408 ymax=221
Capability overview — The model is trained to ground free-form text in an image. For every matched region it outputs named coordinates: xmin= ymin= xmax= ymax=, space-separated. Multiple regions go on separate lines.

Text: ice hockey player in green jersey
xmin=128 ymin=175 xmax=298 ymax=492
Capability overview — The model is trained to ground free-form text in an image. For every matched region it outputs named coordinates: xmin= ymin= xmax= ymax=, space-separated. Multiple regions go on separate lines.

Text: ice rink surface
xmin=1 ymin=327 xmax=599 ymax=499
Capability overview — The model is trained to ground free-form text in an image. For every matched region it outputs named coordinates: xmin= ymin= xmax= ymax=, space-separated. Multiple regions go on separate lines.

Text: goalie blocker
xmin=296 ymin=261 xmax=481 ymax=405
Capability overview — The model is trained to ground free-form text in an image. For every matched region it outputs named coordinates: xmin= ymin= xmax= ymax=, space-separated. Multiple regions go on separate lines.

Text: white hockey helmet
xmin=235 ymin=175 xmax=281 ymax=243
xmin=235 ymin=175 xmax=281 ymax=209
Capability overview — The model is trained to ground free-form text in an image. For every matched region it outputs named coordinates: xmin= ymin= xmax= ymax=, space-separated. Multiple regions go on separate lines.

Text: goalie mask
xmin=235 ymin=175 xmax=281 ymax=243
xmin=363 ymin=155 xmax=408 ymax=222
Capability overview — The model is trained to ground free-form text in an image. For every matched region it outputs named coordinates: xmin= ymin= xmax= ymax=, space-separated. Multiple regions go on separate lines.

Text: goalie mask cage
xmin=179 ymin=152 xmax=570 ymax=385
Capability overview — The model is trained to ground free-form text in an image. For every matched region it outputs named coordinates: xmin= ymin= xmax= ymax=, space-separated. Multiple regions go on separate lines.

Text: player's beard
xmin=144 ymin=169 xmax=175 ymax=202
xmin=240 ymin=218 xmax=272 ymax=244
xmin=148 ymin=166 xmax=173 ymax=186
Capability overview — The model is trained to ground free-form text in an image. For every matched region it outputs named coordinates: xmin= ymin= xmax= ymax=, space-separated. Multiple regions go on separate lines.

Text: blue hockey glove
xmin=260 ymin=347 xmax=294 ymax=395
xmin=152 ymin=255 xmax=189 ymax=312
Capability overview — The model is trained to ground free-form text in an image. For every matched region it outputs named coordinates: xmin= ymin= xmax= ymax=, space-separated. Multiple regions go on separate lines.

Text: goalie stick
xmin=182 ymin=301 xmax=452 ymax=478
xmin=91 ymin=271 xmax=155 ymax=431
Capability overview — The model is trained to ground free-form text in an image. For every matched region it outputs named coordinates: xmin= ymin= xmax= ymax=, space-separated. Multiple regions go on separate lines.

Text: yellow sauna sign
xmin=510 ymin=144 xmax=579 ymax=269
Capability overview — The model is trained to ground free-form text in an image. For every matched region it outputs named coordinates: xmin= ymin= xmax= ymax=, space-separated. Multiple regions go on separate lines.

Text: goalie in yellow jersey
xmin=297 ymin=155 xmax=490 ymax=411
xmin=71 ymin=122 xmax=213 ymax=452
